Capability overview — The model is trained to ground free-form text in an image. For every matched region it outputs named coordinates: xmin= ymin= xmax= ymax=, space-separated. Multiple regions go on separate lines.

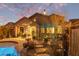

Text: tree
xmin=0 ymin=26 xmax=10 ymax=39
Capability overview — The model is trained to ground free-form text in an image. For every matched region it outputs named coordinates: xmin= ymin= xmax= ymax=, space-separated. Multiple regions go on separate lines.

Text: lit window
xmin=57 ymin=26 xmax=62 ymax=34
xmin=41 ymin=28 xmax=45 ymax=33
xmin=47 ymin=28 xmax=52 ymax=33
xmin=52 ymin=27 xmax=54 ymax=34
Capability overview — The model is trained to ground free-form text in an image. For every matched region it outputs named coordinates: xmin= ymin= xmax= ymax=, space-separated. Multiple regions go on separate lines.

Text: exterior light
xmin=34 ymin=18 xmax=36 ymax=22
xmin=28 ymin=25 xmax=30 ymax=28
xmin=43 ymin=9 xmax=46 ymax=15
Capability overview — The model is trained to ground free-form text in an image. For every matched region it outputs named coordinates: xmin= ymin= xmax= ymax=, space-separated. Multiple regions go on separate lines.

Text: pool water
xmin=0 ymin=47 xmax=20 ymax=56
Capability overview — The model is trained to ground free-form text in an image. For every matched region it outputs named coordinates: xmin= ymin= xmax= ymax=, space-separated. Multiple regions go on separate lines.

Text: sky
xmin=0 ymin=3 xmax=79 ymax=25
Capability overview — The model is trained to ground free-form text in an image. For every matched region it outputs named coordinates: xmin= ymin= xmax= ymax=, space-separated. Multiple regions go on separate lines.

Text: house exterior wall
xmin=4 ymin=22 xmax=15 ymax=38
xmin=5 ymin=13 xmax=67 ymax=40
xmin=49 ymin=14 xmax=65 ymax=25
xmin=28 ymin=13 xmax=66 ymax=39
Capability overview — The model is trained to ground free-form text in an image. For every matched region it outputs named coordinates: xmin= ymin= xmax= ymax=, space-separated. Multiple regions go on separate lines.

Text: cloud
xmin=49 ymin=3 xmax=67 ymax=16
xmin=16 ymin=3 xmax=51 ymax=17
xmin=55 ymin=3 xmax=67 ymax=7
xmin=0 ymin=16 xmax=10 ymax=25
xmin=0 ymin=3 xmax=68 ymax=25
xmin=0 ymin=3 xmax=67 ymax=18
xmin=0 ymin=4 xmax=16 ymax=12
xmin=0 ymin=15 xmax=13 ymax=21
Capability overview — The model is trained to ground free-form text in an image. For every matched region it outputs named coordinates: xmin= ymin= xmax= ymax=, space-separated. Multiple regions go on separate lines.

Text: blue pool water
xmin=0 ymin=47 xmax=20 ymax=56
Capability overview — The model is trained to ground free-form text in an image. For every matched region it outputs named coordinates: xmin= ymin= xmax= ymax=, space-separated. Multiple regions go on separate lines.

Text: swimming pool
xmin=0 ymin=47 xmax=20 ymax=56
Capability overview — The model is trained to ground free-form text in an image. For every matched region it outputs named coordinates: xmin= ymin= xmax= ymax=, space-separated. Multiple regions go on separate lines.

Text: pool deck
xmin=0 ymin=37 xmax=25 ymax=53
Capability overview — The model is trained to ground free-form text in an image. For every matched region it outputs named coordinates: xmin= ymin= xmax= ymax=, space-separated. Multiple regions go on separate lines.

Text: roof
xmin=15 ymin=16 xmax=28 ymax=24
xmin=23 ymin=13 xmax=65 ymax=25
xmin=69 ymin=19 xmax=79 ymax=28
xmin=49 ymin=13 xmax=64 ymax=17
xmin=70 ymin=19 xmax=79 ymax=23
xmin=14 ymin=12 xmax=65 ymax=26
xmin=4 ymin=22 xmax=15 ymax=28
xmin=29 ymin=13 xmax=48 ymax=19
xmin=70 ymin=19 xmax=79 ymax=25
xmin=5 ymin=22 xmax=14 ymax=26
xmin=15 ymin=16 xmax=31 ymax=25
xmin=29 ymin=13 xmax=51 ymax=25
xmin=29 ymin=12 xmax=64 ymax=19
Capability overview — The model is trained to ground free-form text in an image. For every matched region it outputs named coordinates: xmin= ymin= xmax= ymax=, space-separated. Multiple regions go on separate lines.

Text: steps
xmin=21 ymin=40 xmax=51 ymax=56
xmin=34 ymin=44 xmax=50 ymax=56
xmin=34 ymin=48 xmax=49 ymax=56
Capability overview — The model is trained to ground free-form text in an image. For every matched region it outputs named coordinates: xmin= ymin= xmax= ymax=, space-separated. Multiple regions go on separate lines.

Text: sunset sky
xmin=0 ymin=3 xmax=79 ymax=25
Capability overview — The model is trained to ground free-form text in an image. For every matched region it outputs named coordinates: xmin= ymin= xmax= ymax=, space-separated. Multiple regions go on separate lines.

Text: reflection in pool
xmin=0 ymin=47 xmax=20 ymax=56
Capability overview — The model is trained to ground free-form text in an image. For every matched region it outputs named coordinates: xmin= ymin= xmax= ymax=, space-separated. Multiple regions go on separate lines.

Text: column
xmin=15 ymin=26 xmax=18 ymax=37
